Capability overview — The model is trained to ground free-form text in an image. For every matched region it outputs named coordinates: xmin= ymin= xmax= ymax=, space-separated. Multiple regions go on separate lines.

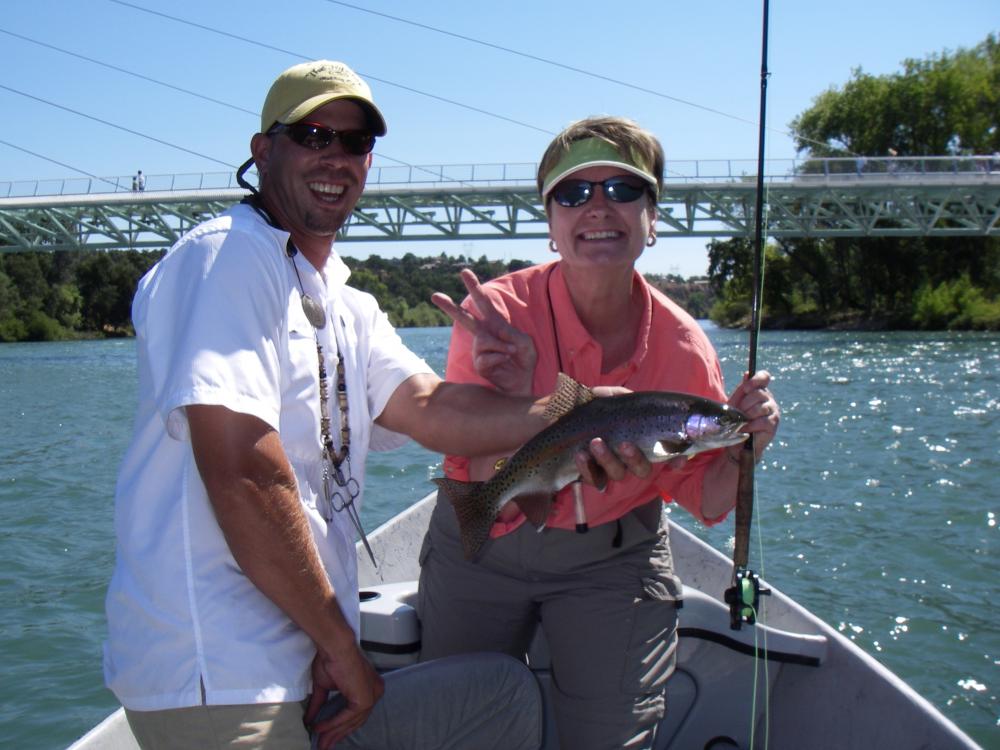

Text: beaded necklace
xmin=286 ymin=239 xmax=376 ymax=566
xmin=241 ymin=195 xmax=376 ymax=565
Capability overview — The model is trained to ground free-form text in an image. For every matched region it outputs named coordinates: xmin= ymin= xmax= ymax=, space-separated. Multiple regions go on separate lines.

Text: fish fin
xmin=543 ymin=372 xmax=595 ymax=422
xmin=512 ymin=492 xmax=554 ymax=529
xmin=651 ymin=442 xmax=672 ymax=459
xmin=657 ymin=436 xmax=692 ymax=459
xmin=433 ymin=477 xmax=495 ymax=561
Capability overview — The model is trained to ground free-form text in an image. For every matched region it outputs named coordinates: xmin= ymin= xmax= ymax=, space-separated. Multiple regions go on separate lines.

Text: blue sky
xmin=1 ymin=0 xmax=996 ymax=276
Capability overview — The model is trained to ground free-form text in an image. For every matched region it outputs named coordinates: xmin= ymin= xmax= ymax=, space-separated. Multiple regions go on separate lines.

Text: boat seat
xmin=357 ymin=580 xmax=829 ymax=671
xmin=358 ymin=581 xmax=421 ymax=669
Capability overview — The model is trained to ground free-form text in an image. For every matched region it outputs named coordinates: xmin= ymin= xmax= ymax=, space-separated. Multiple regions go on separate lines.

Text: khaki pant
xmin=126 ymin=702 xmax=309 ymax=749
xmin=418 ymin=498 xmax=681 ymax=750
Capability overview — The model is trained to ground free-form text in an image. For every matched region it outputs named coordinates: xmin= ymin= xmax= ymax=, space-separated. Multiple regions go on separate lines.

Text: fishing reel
xmin=724 ymin=567 xmax=770 ymax=630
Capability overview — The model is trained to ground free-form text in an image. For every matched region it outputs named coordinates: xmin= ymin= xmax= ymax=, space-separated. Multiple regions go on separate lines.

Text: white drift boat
xmin=70 ymin=492 xmax=981 ymax=750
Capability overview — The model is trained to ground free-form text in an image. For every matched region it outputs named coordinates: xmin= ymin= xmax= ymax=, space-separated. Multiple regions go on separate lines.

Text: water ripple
xmin=2 ymin=330 xmax=998 ymax=748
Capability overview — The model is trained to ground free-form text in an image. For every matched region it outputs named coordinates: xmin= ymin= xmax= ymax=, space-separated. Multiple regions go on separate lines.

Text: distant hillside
xmin=643 ymin=274 xmax=716 ymax=320
xmin=343 ymin=252 xmax=716 ymax=327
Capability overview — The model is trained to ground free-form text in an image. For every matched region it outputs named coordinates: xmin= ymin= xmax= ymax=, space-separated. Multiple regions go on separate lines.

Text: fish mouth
xmin=713 ymin=431 xmax=750 ymax=449
xmin=683 ymin=408 xmax=750 ymax=450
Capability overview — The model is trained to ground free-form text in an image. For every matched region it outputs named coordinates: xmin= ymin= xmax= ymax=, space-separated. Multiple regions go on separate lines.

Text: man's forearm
xmin=208 ymin=460 xmax=356 ymax=653
xmin=377 ymin=374 xmax=552 ymax=456
xmin=187 ymin=405 xmax=358 ymax=657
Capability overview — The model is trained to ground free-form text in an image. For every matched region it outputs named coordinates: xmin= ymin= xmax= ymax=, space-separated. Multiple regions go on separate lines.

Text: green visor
xmin=540 ymin=137 xmax=658 ymax=201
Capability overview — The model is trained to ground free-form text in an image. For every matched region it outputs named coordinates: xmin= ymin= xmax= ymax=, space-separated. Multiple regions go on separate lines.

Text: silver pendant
xmin=300 ymin=294 xmax=327 ymax=329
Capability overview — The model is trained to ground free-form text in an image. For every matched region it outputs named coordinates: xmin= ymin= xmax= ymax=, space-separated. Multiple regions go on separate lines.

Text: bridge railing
xmin=0 ymin=171 xmax=247 ymax=199
xmin=2 ymin=155 xmax=997 ymax=199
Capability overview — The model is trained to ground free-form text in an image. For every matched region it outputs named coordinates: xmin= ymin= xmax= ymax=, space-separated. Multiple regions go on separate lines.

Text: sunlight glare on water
xmin=685 ymin=328 xmax=997 ymax=748
xmin=0 ymin=328 xmax=996 ymax=748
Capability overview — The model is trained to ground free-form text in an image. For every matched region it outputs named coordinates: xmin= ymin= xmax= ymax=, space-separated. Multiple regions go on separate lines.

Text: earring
xmin=549 ymin=239 xmax=558 ymax=253
xmin=646 ymin=233 xmax=657 ymax=247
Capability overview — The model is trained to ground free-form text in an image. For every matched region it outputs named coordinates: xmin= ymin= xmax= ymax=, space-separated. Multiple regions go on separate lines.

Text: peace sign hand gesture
xmin=431 ymin=269 xmax=537 ymax=395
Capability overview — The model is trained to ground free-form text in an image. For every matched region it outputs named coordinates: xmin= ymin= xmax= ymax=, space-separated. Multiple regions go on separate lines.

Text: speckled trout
xmin=434 ymin=373 xmax=749 ymax=560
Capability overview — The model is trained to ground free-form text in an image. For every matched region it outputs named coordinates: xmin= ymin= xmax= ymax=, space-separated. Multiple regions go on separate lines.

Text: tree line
xmin=709 ymin=33 xmax=1000 ymax=330
xmin=0 ymin=249 xmax=159 ymax=342
xmin=0 ymin=249 xmax=714 ymax=342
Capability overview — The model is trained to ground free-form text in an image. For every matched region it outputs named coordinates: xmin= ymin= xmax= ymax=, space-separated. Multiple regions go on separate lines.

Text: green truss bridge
xmin=1 ymin=156 xmax=998 ymax=253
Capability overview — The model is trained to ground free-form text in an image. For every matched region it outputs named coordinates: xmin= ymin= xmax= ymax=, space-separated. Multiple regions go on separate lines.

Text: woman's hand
xmin=432 ymin=269 xmax=536 ymax=395
xmin=725 ymin=370 xmax=780 ymax=462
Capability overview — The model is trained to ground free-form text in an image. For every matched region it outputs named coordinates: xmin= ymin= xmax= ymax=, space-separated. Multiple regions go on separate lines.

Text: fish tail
xmin=433 ymin=477 xmax=497 ymax=560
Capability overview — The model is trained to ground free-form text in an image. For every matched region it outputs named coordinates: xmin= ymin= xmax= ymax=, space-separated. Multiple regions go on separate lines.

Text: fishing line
xmin=750 ymin=476 xmax=772 ymax=748
xmin=730 ymin=0 xmax=769 ymax=590
xmin=743 ymin=598 xmax=773 ymax=750
xmin=752 ymin=67 xmax=777 ymax=750
xmin=728 ymin=0 xmax=773 ymax=745
xmin=755 ymin=71 xmax=778 ymax=750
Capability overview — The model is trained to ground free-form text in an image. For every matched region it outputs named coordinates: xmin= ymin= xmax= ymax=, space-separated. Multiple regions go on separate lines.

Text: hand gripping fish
xmin=434 ymin=373 xmax=750 ymax=560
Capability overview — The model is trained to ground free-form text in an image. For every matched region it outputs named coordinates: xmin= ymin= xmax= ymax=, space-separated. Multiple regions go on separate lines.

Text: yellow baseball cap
xmin=260 ymin=60 xmax=387 ymax=136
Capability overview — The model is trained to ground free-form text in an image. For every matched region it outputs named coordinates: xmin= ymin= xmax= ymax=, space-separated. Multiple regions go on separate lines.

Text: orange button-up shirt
xmin=443 ymin=261 xmax=729 ymax=537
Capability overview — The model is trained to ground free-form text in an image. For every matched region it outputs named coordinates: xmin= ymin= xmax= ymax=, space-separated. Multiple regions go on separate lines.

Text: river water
xmin=0 ymin=325 xmax=996 ymax=748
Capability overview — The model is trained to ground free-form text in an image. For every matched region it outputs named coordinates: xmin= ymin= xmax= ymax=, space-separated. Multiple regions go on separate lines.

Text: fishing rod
xmin=725 ymin=0 xmax=771 ymax=630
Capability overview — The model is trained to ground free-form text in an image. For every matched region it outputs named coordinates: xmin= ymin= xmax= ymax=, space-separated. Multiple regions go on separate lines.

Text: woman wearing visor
xmin=419 ymin=116 xmax=780 ymax=749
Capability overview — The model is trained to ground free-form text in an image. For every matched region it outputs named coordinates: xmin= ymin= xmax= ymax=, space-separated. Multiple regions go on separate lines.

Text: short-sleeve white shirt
xmin=103 ymin=203 xmax=432 ymax=710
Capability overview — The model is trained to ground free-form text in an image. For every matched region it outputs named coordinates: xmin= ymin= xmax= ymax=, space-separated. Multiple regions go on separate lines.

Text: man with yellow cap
xmin=102 ymin=59 xmax=613 ymax=750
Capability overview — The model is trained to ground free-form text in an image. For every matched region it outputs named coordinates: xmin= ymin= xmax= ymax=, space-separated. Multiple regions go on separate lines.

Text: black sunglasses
xmin=550 ymin=176 xmax=651 ymax=208
xmin=269 ymin=122 xmax=376 ymax=156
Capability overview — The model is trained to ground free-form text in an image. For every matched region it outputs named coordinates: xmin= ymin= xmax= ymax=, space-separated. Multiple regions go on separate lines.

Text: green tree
xmin=0 ymin=269 xmax=27 ymax=341
xmin=50 ymin=282 xmax=83 ymax=330
xmin=348 ymin=267 xmax=390 ymax=303
xmin=1 ymin=253 xmax=50 ymax=313
xmin=75 ymin=250 xmax=162 ymax=333
xmin=792 ymin=34 xmax=999 ymax=156
xmin=708 ymin=33 xmax=1000 ymax=330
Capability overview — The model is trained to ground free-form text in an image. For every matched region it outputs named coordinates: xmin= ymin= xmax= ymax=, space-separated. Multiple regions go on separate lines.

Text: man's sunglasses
xmin=269 ymin=122 xmax=376 ymax=156
xmin=550 ymin=176 xmax=651 ymax=208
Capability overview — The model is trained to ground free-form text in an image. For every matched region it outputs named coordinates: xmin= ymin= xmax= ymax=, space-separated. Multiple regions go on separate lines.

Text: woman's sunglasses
xmin=550 ymin=176 xmax=651 ymax=208
xmin=269 ymin=122 xmax=376 ymax=156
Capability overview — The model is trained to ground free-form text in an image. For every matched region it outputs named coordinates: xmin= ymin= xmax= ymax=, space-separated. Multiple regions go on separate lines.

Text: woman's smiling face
xmin=546 ymin=165 xmax=657 ymax=274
